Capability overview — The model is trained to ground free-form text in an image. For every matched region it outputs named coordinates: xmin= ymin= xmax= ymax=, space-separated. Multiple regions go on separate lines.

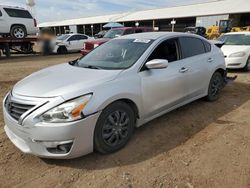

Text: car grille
xmin=5 ymin=95 xmax=35 ymax=121
xmin=85 ymin=43 xmax=94 ymax=50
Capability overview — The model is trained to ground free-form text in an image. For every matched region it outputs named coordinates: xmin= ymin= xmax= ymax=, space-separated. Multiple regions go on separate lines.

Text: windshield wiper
xmin=81 ymin=65 xmax=102 ymax=69
xmin=69 ymin=59 xmax=80 ymax=66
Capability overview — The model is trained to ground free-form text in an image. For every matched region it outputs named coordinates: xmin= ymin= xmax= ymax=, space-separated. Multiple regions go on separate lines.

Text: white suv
xmin=52 ymin=33 xmax=92 ymax=54
xmin=0 ymin=5 xmax=38 ymax=38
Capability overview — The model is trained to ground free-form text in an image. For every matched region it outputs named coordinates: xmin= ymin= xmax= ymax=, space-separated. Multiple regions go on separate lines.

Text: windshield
xmin=57 ymin=34 xmax=70 ymax=41
xmin=76 ymin=39 xmax=153 ymax=70
xmin=217 ymin=34 xmax=250 ymax=45
xmin=104 ymin=29 xmax=124 ymax=39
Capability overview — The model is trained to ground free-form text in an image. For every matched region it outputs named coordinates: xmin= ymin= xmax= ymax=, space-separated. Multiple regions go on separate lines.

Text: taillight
xmin=33 ymin=19 xmax=37 ymax=27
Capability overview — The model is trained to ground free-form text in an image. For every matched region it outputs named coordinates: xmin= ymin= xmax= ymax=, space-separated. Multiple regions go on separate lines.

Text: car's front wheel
xmin=10 ymin=25 xmax=27 ymax=39
xmin=94 ymin=101 xmax=135 ymax=154
xmin=57 ymin=46 xmax=68 ymax=54
xmin=206 ymin=72 xmax=224 ymax=102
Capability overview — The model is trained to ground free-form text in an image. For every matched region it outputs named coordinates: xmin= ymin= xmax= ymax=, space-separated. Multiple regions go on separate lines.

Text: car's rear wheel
xmin=94 ymin=101 xmax=135 ymax=154
xmin=57 ymin=46 xmax=68 ymax=54
xmin=10 ymin=25 xmax=27 ymax=39
xmin=206 ymin=72 xmax=224 ymax=102
xmin=243 ymin=56 xmax=250 ymax=72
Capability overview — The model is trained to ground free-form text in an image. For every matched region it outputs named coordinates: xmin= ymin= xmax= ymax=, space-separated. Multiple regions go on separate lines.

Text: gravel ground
xmin=0 ymin=54 xmax=249 ymax=188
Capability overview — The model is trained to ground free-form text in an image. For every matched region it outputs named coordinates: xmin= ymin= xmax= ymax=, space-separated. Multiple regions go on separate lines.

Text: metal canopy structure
xmin=38 ymin=0 xmax=250 ymax=28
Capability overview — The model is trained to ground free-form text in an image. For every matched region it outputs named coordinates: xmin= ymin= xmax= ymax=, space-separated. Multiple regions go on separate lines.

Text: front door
xmin=139 ymin=38 xmax=189 ymax=120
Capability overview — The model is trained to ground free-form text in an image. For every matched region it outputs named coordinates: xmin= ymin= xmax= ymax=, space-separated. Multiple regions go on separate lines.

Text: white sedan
xmin=218 ymin=32 xmax=250 ymax=71
xmin=52 ymin=33 xmax=91 ymax=54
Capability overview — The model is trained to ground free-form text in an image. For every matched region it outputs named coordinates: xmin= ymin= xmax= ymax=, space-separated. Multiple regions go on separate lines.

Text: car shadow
xmin=43 ymin=81 xmax=250 ymax=170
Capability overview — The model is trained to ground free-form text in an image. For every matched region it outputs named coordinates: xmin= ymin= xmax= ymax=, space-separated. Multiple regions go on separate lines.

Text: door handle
xmin=208 ymin=58 xmax=214 ymax=63
xmin=179 ymin=67 xmax=189 ymax=73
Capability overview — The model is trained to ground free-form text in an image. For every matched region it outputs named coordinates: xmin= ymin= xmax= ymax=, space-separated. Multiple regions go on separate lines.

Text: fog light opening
xmin=47 ymin=142 xmax=73 ymax=154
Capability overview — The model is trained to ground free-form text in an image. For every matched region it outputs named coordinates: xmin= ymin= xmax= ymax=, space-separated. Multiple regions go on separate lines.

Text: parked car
xmin=51 ymin=33 xmax=91 ymax=54
xmin=217 ymin=32 xmax=250 ymax=71
xmin=81 ymin=27 xmax=153 ymax=55
xmin=184 ymin=27 xmax=207 ymax=38
xmin=94 ymin=30 xmax=108 ymax=38
xmin=3 ymin=32 xmax=226 ymax=159
xmin=0 ymin=5 xmax=37 ymax=38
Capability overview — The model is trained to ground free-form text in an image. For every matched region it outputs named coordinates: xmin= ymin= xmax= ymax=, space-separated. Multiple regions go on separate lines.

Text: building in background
xmin=38 ymin=0 xmax=250 ymax=36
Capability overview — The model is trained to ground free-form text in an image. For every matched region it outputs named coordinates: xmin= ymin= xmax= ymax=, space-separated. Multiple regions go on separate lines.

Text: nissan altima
xmin=3 ymin=32 xmax=226 ymax=159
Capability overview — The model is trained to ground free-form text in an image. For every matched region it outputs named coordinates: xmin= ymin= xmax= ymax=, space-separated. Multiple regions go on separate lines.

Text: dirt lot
xmin=0 ymin=55 xmax=249 ymax=188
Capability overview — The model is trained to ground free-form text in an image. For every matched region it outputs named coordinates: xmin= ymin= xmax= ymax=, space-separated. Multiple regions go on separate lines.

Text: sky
xmin=0 ymin=0 xmax=215 ymax=23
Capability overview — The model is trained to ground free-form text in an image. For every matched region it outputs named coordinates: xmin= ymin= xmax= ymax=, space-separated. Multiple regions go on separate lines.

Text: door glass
xmin=179 ymin=37 xmax=206 ymax=58
xmin=68 ymin=35 xmax=78 ymax=41
xmin=147 ymin=39 xmax=179 ymax=62
xmin=4 ymin=8 xmax=32 ymax=18
xmin=124 ymin=29 xmax=134 ymax=35
xmin=78 ymin=35 xmax=88 ymax=40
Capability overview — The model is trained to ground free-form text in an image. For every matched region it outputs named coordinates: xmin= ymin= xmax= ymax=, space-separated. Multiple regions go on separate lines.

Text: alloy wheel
xmin=211 ymin=74 xmax=222 ymax=97
xmin=14 ymin=28 xmax=25 ymax=38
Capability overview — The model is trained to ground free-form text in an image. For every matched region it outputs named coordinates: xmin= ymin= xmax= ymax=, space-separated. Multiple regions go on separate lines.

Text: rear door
xmin=178 ymin=36 xmax=211 ymax=98
xmin=139 ymin=38 xmax=188 ymax=120
xmin=77 ymin=35 xmax=88 ymax=49
xmin=67 ymin=35 xmax=80 ymax=51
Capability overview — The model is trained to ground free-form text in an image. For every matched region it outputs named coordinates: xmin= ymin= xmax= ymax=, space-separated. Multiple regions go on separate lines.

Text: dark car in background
xmin=184 ymin=27 xmax=207 ymax=38
xmin=80 ymin=27 xmax=153 ymax=55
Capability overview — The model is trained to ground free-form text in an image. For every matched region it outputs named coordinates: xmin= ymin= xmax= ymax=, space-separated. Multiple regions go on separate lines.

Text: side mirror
xmin=145 ymin=59 xmax=168 ymax=69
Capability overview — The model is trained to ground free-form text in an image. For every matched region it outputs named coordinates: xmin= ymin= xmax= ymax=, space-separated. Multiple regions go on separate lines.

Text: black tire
xmin=94 ymin=101 xmax=135 ymax=154
xmin=243 ymin=56 xmax=250 ymax=72
xmin=206 ymin=72 xmax=224 ymax=102
xmin=57 ymin=46 xmax=68 ymax=54
xmin=10 ymin=25 xmax=27 ymax=39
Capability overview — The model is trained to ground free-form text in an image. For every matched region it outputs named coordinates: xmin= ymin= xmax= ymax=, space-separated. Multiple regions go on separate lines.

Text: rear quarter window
xmin=4 ymin=8 xmax=32 ymax=19
xmin=203 ymin=40 xmax=212 ymax=52
xmin=179 ymin=37 xmax=206 ymax=58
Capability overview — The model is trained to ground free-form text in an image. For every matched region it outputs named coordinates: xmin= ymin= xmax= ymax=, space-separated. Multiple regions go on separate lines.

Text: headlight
xmin=229 ymin=51 xmax=246 ymax=57
xmin=94 ymin=44 xmax=99 ymax=48
xmin=40 ymin=94 xmax=92 ymax=123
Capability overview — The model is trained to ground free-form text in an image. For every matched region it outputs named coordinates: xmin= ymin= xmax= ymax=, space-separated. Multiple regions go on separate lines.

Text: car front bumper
xmin=225 ymin=56 xmax=248 ymax=69
xmin=3 ymin=105 xmax=100 ymax=159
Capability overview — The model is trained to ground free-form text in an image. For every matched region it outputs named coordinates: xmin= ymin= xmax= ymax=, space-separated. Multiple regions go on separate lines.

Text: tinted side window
xmin=179 ymin=37 xmax=206 ymax=58
xmin=124 ymin=29 xmax=134 ymax=35
xmin=135 ymin=29 xmax=143 ymax=33
xmin=78 ymin=35 xmax=88 ymax=40
xmin=4 ymin=8 xmax=32 ymax=18
xmin=203 ymin=40 xmax=211 ymax=52
xmin=147 ymin=39 xmax=179 ymax=63
xmin=68 ymin=35 xmax=78 ymax=41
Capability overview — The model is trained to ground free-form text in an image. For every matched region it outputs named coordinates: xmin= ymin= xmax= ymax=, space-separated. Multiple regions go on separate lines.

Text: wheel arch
xmin=10 ymin=24 xmax=27 ymax=32
xmin=99 ymin=98 xmax=140 ymax=119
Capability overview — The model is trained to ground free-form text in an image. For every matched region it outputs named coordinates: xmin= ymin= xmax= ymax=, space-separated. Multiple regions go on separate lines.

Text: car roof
xmin=0 ymin=5 xmax=26 ymax=10
xmin=224 ymin=32 xmax=250 ymax=35
xmin=118 ymin=32 xmax=200 ymax=40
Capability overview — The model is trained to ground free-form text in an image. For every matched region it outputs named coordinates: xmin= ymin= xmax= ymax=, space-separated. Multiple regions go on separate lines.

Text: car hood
xmin=13 ymin=63 xmax=122 ymax=98
xmin=221 ymin=45 xmax=250 ymax=56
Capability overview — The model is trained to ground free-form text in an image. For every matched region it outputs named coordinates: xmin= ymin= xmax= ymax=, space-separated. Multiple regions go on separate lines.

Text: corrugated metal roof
xmin=38 ymin=0 xmax=250 ymax=27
